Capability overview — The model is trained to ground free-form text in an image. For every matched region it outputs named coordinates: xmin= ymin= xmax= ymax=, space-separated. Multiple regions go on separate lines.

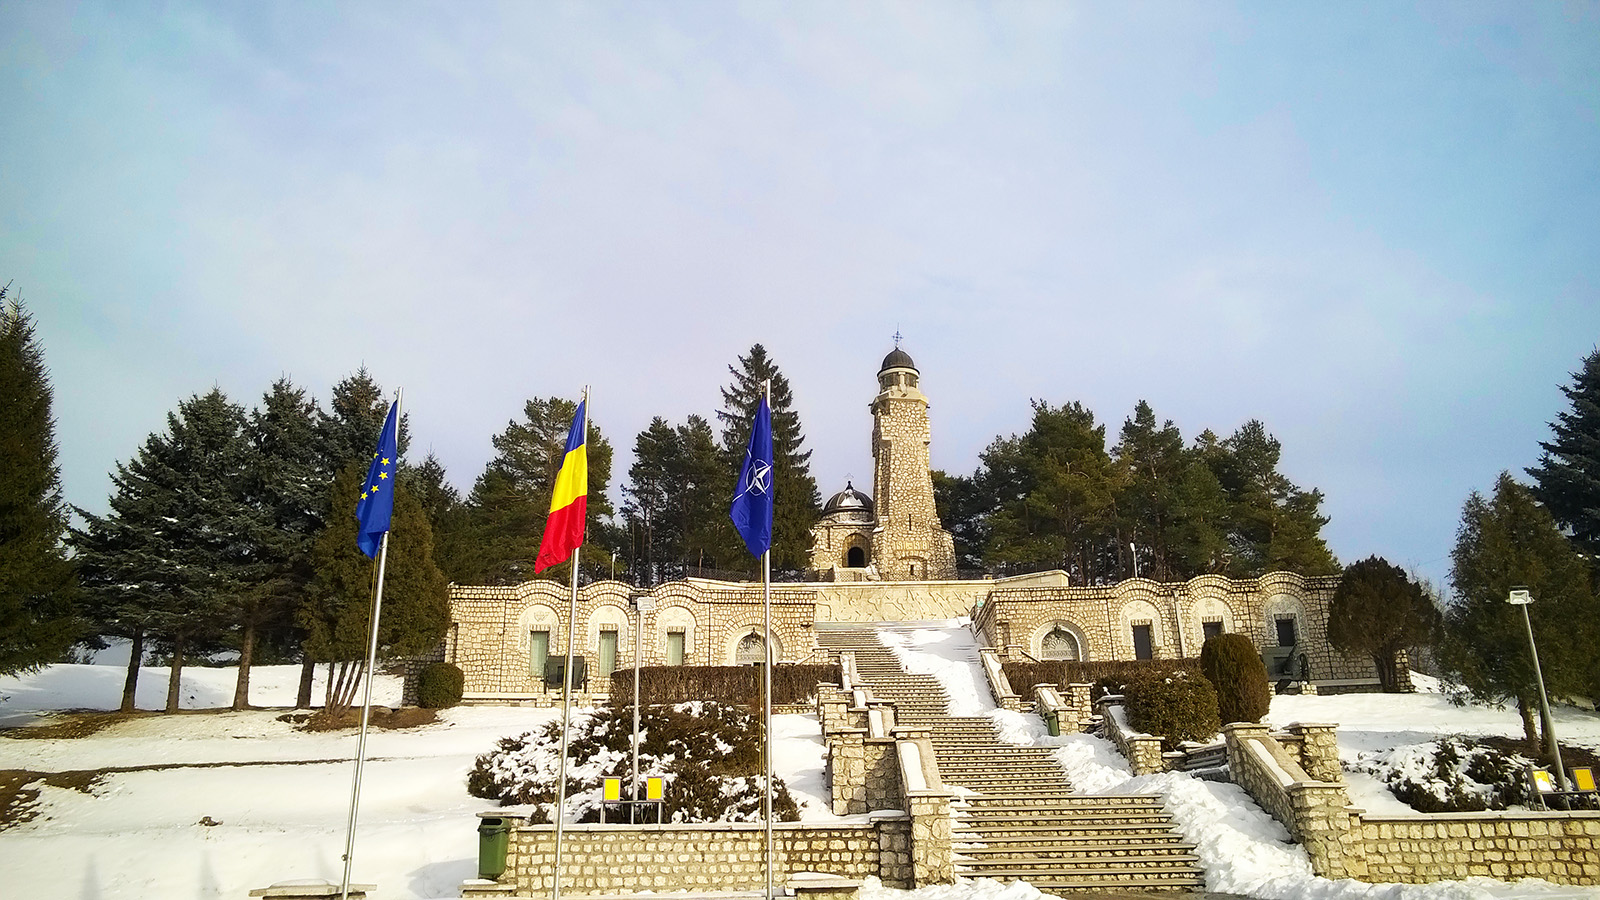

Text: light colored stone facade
xmin=974 ymin=570 xmax=1386 ymax=685
xmin=441 ymin=569 xmax=1378 ymax=701
xmin=809 ymin=347 xmax=956 ymax=581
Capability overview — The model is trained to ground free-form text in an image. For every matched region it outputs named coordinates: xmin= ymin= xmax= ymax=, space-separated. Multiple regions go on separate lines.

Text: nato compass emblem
xmin=745 ymin=460 xmax=772 ymax=496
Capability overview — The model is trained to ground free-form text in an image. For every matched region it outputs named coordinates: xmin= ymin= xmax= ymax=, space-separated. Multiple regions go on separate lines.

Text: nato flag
xmin=355 ymin=400 xmax=400 ymax=558
xmin=729 ymin=395 xmax=774 ymax=558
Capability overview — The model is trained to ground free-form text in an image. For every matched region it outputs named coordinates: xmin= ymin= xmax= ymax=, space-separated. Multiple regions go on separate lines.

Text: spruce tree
xmin=1328 ymin=556 xmax=1440 ymax=691
xmin=319 ymin=368 xmax=409 ymax=475
xmin=304 ymin=463 xmax=449 ymax=716
xmin=1440 ymin=473 xmax=1599 ymax=746
xmin=624 ymin=417 xmax=678 ymax=581
xmin=1528 ymin=348 xmax=1600 ymax=567
xmin=1207 ymin=421 xmax=1338 ymax=577
xmin=623 ymin=415 xmax=730 ymax=581
xmin=235 ymin=378 xmax=324 ymax=709
xmin=717 ymin=345 xmax=821 ymax=574
xmin=402 ymin=452 xmax=470 ymax=583
xmin=73 ymin=389 xmax=263 ymax=712
xmin=462 ymin=396 xmax=614 ymax=584
xmin=0 ymin=290 xmax=79 ymax=674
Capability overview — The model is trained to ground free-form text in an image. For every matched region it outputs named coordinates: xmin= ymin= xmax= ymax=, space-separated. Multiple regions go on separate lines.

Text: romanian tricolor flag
xmin=534 ymin=399 xmax=587 ymax=572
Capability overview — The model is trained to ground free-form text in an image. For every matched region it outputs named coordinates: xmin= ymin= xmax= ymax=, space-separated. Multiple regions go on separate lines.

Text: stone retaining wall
xmin=1358 ymin=813 xmax=1600 ymax=884
xmin=501 ymin=821 xmax=912 ymax=893
xmin=1219 ymin=722 xmax=1600 ymax=886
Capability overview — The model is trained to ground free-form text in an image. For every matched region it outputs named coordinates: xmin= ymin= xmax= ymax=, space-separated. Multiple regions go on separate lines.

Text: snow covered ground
xmin=1 ymin=631 xmax=1597 ymax=899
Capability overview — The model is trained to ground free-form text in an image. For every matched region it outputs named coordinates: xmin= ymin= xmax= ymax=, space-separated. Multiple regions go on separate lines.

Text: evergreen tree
xmin=234 ymin=378 xmax=325 ymax=709
xmin=1113 ymin=401 xmax=1188 ymax=581
xmin=932 ymin=469 xmax=987 ymax=572
xmin=0 ymin=289 xmax=79 ymax=673
xmin=1439 ymin=473 xmax=1599 ymax=746
xmin=673 ymin=415 xmax=730 ymax=575
xmin=304 ymin=463 xmax=450 ymax=716
xmin=402 ymin=452 xmax=470 ymax=583
xmin=462 ymin=396 xmax=614 ymax=584
xmin=1528 ymin=348 xmax=1600 ymax=568
xmin=624 ymin=415 xmax=731 ymax=582
xmin=319 ymin=368 xmax=409 ymax=475
xmin=1165 ymin=441 xmax=1232 ymax=578
xmin=982 ymin=401 xmax=1124 ymax=582
xmin=716 ymin=345 xmax=821 ymax=574
xmin=1328 ymin=556 xmax=1441 ymax=691
xmin=1205 ymin=421 xmax=1338 ymax=577
xmin=72 ymin=389 xmax=264 ymax=712
xmin=623 ymin=417 xmax=677 ymax=581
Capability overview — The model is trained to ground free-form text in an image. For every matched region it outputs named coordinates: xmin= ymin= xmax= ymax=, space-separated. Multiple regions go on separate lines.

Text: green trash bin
xmin=1044 ymin=709 xmax=1060 ymax=737
xmin=478 ymin=815 xmax=512 ymax=880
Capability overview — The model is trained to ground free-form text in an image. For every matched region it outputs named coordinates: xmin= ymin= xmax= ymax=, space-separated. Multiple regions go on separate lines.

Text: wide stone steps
xmin=819 ymin=624 xmax=1204 ymax=894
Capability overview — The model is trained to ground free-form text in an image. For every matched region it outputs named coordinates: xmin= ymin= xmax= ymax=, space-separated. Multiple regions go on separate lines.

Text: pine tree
xmin=624 ymin=417 xmax=677 ymax=581
xmin=1439 ymin=473 xmax=1599 ymax=746
xmin=982 ymin=401 xmax=1124 ymax=582
xmin=624 ymin=415 xmax=731 ymax=582
xmin=319 ymin=368 xmax=409 ymax=475
xmin=1113 ymin=401 xmax=1188 ymax=581
xmin=73 ymin=389 xmax=263 ymax=712
xmin=0 ymin=290 xmax=79 ymax=674
xmin=304 ymin=463 xmax=449 ymax=717
xmin=716 ymin=345 xmax=821 ymax=574
xmin=234 ymin=378 xmax=325 ymax=709
xmin=1328 ymin=556 xmax=1440 ymax=691
xmin=1528 ymin=348 xmax=1600 ymax=567
xmin=931 ymin=470 xmax=986 ymax=572
xmin=1206 ymin=421 xmax=1338 ymax=577
xmin=462 ymin=396 xmax=614 ymax=584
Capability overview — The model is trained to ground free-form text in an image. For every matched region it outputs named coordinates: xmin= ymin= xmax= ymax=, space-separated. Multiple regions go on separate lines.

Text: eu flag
xmin=729 ymin=395 xmax=773 ymax=557
xmin=355 ymin=400 xmax=400 ymax=558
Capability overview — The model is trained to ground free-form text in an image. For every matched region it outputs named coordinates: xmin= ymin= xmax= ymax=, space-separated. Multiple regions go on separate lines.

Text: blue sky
xmin=4 ymin=2 xmax=1597 ymax=591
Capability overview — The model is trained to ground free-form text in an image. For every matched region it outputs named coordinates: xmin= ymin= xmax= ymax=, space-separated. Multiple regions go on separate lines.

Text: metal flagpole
xmin=340 ymin=387 xmax=401 ymax=900
xmin=553 ymin=387 xmax=588 ymax=900
xmin=762 ymin=379 xmax=774 ymax=900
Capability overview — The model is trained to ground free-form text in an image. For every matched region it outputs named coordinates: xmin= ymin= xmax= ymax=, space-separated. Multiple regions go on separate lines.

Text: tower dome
xmin=879 ymin=347 xmax=917 ymax=373
xmin=822 ymin=481 xmax=875 ymax=516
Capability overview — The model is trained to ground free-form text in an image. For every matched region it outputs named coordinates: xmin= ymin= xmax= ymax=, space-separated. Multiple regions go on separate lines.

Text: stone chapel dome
xmin=822 ymin=481 xmax=875 ymax=516
xmin=879 ymin=347 xmax=917 ymax=373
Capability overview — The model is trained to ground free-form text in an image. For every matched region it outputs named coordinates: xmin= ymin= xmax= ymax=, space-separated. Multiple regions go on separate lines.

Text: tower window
xmin=846 ymin=546 xmax=866 ymax=567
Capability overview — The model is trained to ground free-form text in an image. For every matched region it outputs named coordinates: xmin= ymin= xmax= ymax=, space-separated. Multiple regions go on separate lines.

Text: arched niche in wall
xmin=728 ymin=626 xmax=782 ymax=665
xmin=1031 ymin=620 xmax=1088 ymax=662
xmin=1264 ymin=594 xmax=1306 ymax=648
xmin=1118 ymin=598 xmax=1166 ymax=659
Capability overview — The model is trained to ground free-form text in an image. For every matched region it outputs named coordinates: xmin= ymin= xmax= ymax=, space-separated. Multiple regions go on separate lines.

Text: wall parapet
xmin=1096 ymin=697 xmax=1165 ymax=775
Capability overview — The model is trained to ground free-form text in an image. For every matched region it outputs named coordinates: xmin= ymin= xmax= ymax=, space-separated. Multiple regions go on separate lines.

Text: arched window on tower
xmin=736 ymin=632 xmax=767 ymax=666
xmin=846 ymin=546 xmax=866 ymax=568
xmin=1041 ymin=627 xmax=1080 ymax=661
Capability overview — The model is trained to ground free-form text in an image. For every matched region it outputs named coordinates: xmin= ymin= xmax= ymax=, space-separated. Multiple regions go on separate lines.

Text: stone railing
xmin=1095 ymin=697 xmax=1165 ymax=776
xmin=977 ymin=648 xmax=1024 ymax=711
xmin=1221 ymin=721 xmax=1600 ymax=886
xmin=891 ymin=724 xmax=954 ymax=887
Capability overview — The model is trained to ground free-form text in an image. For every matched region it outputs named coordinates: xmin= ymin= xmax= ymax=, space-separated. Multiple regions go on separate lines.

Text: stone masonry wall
xmin=870 ymin=367 xmax=956 ymax=581
xmin=974 ymin=571 xmax=1378 ymax=686
xmin=502 ymin=822 xmax=912 ymax=892
xmin=1358 ymin=813 xmax=1600 ymax=884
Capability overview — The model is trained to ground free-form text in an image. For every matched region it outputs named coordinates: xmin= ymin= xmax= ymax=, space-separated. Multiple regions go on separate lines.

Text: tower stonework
xmin=870 ymin=348 xmax=957 ymax=579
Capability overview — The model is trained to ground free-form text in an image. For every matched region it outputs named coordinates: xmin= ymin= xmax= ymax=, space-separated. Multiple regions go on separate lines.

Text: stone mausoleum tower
xmin=809 ymin=346 xmax=958 ymax=581
xmin=870 ymin=346 xmax=957 ymax=580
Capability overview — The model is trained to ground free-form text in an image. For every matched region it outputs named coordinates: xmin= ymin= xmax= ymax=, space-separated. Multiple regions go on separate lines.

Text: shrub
xmin=416 ymin=662 xmax=465 ymax=709
xmin=467 ymin=701 xmax=800 ymax=823
xmin=1123 ymin=672 xmax=1221 ymax=750
xmin=608 ymin=664 xmax=836 ymax=706
xmin=1002 ymin=658 xmax=1200 ymax=699
xmin=1350 ymin=737 xmax=1533 ymax=812
xmin=1199 ymin=634 xmax=1270 ymax=724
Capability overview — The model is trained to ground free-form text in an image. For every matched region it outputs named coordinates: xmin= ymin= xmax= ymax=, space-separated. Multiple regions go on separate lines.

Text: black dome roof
xmin=880 ymin=347 xmax=916 ymax=372
xmin=822 ymin=481 xmax=875 ymax=516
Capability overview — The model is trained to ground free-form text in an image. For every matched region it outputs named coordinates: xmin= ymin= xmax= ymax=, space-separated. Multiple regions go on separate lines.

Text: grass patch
xmin=280 ymin=707 xmax=438 ymax=732
xmin=0 ymin=711 xmax=152 ymax=740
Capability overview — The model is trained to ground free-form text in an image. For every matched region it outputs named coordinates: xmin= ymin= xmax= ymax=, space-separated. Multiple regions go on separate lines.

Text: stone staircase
xmin=815 ymin=624 xmax=1206 ymax=894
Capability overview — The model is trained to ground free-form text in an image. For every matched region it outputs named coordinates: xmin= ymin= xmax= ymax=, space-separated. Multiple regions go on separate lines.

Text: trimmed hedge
xmin=1003 ymin=658 xmax=1201 ymax=700
xmin=1123 ymin=671 xmax=1221 ymax=750
xmin=417 ymin=662 xmax=465 ymax=709
xmin=608 ymin=664 xmax=837 ymax=707
xmin=1200 ymin=633 xmax=1270 ymax=724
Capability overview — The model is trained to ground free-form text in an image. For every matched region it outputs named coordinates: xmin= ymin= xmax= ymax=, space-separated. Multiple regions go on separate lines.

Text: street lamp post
xmin=1508 ymin=587 xmax=1567 ymax=790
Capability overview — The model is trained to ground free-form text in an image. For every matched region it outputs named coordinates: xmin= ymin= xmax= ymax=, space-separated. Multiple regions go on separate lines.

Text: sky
xmin=3 ymin=2 xmax=1598 ymax=592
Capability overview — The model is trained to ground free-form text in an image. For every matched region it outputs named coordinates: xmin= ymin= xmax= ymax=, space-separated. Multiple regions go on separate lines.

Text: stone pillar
xmin=874 ymin=814 xmax=913 ymax=888
xmin=1291 ymin=785 xmax=1365 ymax=879
xmin=1064 ymin=682 xmax=1094 ymax=731
xmin=1285 ymin=723 xmax=1343 ymax=784
xmin=906 ymin=792 xmax=953 ymax=886
xmin=818 ymin=686 xmax=850 ymax=735
xmin=863 ymin=737 xmax=900 ymax=811
xmin=828 ymin=728 xmax=868 ymax=814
